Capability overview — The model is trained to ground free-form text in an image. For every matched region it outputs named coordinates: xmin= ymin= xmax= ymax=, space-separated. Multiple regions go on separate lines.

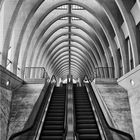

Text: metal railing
xmin=24 ymin=67 xmax=46 ymax=79
xmin=84 ymin=77 xmax=134 ymax=140
xmin=8 ymin=76 xmax=56 ymax=140
xmin=83 ymin=67 xmax=115 ymax=82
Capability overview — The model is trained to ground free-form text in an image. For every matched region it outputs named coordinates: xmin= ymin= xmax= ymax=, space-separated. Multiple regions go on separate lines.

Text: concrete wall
xmin=7 ymin=83 xmax=44 ymax=139
xmin=0 ymin=65 xmax=23 ymax=90
xmin=0 ymin=66 xmax=47 ymax=140
xmin=0 ymin=65 xmax=23 ymax=140
xmin=94 ymin=78 xmax=134 ymax=138
xmin=118 ymin=64 xmax=140 ymax=140
xmin=0 ymin=87 xmax=12 ymax=140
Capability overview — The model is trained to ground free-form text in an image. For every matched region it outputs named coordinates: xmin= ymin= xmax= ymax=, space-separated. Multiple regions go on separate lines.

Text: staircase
xmin=39 ymin=86 xmax=66 ymax=140
xmin=74 ymin=86 xmax=102 ymax=140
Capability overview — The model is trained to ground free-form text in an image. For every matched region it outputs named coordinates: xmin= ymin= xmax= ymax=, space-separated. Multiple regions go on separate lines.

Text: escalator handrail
xmin=73 ymin=84 xmax=79 ymax=140
xmin=9 ymin=76 xmax=56 ymax=140
xmin=63 ymin=84 xmax=68 ymax=140
xmin=86 ymin=82 xmax=134 ymax=140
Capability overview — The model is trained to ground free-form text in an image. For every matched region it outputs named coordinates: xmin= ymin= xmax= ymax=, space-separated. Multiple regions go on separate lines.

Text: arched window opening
xmin=126 ymin=37 xmax=134 ymax=71
xmin=136 ymin=22 xmax=140 ymax=64
xmin=117 ymin=48 xmax=123 ymax=76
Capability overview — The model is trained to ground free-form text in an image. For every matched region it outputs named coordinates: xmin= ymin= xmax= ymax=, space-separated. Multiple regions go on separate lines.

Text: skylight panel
xmin=72 ymin=17 xmax=80 ymax=20
xmin=57 ymin=5 xmax=68 ymax=10
xmin=72 ymin=5 xmax=84 ymax=10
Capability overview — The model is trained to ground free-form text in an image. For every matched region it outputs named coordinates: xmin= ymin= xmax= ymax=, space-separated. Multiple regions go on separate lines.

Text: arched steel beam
xmin=1 ymin=0 xmax=25 ymax=66
xmin=33 ymin=23 xmax=111 ymax=76
xmin=28 ymin=13 xmax=107 ymax=67
xmin=47 ymin=49 xmax=92 ymax=76
xmin=2 ymin=0 xmax=116 ymax=78
xmin=10 ymin=0 xmax=45 ymax=74
xmin=52 ymin=58 xmax=87 ymax=76
xmin=50 ymin=55 xmax=89 ymax=77
xmin=33 ymin=31 xmax=105 ymax=71
xmin=41 ymin=38 xmax=97 ymax=71
xmin=47 ymin=48 xmax=92 ymax=76
xmin=40 ymin=36 xmax=97 ymax=74
xmin=57 ymin=68 xmax=81 ymax=80
xmin=115 ymin=0 xmax=139 ymax=67
xmin=21 ymin=1 xmax=114 ymax=75
xmin=46 ymin=51 xmax=92 ymax=76
xmin=30 ymin=14 xmax=110 ymax=69
xmin=39 ymin=32 xmax=105 ymax=71
xmin=54 ymin=62 xmax=86 ymax=78
xmin=30 ymin=5 xmax=119 ymax=77
xmin=55 ymin=57 xmax=91 ymax=78
xmin=42 ymin=39 xmax=96 ymax=70
xmin=52 ymin=58 xmax=88 ymax=78
xmin=55 ymin=65 xmax=81 ymax=77
xmin=0 ymin=0 xmax=5 ymax=10
xmin=40 ymin=42 xmax=95 ymax=75
xmin=96 ymin=0 xmax=128 ymax=73
xmin=55 ymin=64 xmax=85 ymax=79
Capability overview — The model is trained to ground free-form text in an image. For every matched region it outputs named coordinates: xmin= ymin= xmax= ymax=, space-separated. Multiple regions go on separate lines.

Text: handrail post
xmin=66 ymin=82 xmax=75 ymax=140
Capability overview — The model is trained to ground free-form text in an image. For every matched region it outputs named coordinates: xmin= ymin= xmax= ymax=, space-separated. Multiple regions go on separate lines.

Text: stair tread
xmin=77 ymin=128 xmax=99 ymax=134
xmin=44 ymin=121 xmax=63 ymax=125
xmin=79 ymin=134 xmax=101 ymax=140
xmin=77 ymin=123 xmax=97 ymax=127
xmin=77 ymin=119 xmax=96 ymax=123
xmin=40 ymin=135 xmax=63 ymax=140
xmin=42 ymin=129 xmax=63 ymax=131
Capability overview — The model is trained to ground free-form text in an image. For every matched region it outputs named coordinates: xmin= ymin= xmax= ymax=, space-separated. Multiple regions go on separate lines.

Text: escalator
xmin=74 ymin=86 xmax=102 ymax=140
xmin=39 ymin=86 xmax=66 ymax=140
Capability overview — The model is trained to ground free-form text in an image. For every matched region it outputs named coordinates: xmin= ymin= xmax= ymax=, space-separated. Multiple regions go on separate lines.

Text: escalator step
xmin=77 ymin=123 xmax=97 ymax=129
xmin=40 ymin=135 xmax=63 ymax=140
xmin=47 ymin=113 xmax=64 ymax=117
xmin=76 ymin=101 xmax=90 ymax=106
xmin=76 ymin=107 xmax=92 ymax=110
xmin=77 ymin=128 xmax=99 ymax=134
xmin=76 ymin=108 xmax=92 ymax=111
xmin=49 ymin=106 xmax=64 ymax=109
xmin=41 ymin=130 xmax=63 ymax=135
xmin=50 ymin=104 xmax=64 ymax=106
xmin=79 ymin=134 xmax=101 ymax=140
xmin=48 ymin=110 xmax=64 ymax=113
xmin=43 ymin=125 xmax=64 ymax=130
xmin=77 ymin=119 xmax=96 ymax=124
xmin=76 ymin=115 xmax=94 ymax=119
xmin=45 ymin=116 xmax=64 ymax=121
xmin=44 ymin=121 xmax=63 ymax=125
xmin=76 ymin=111 xmax=93 ymax=115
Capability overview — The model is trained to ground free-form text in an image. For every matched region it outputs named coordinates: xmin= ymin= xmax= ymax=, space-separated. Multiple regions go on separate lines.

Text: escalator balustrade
xmin=74 ymin=86 xmax=102 ymax=140
xmin=39 ymin=86 xmax=66 ymax=140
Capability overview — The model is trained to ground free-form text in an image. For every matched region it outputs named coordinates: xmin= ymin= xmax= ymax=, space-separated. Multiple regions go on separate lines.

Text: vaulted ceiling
xmin=0 ymin=0 xmax=139 ymax=80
